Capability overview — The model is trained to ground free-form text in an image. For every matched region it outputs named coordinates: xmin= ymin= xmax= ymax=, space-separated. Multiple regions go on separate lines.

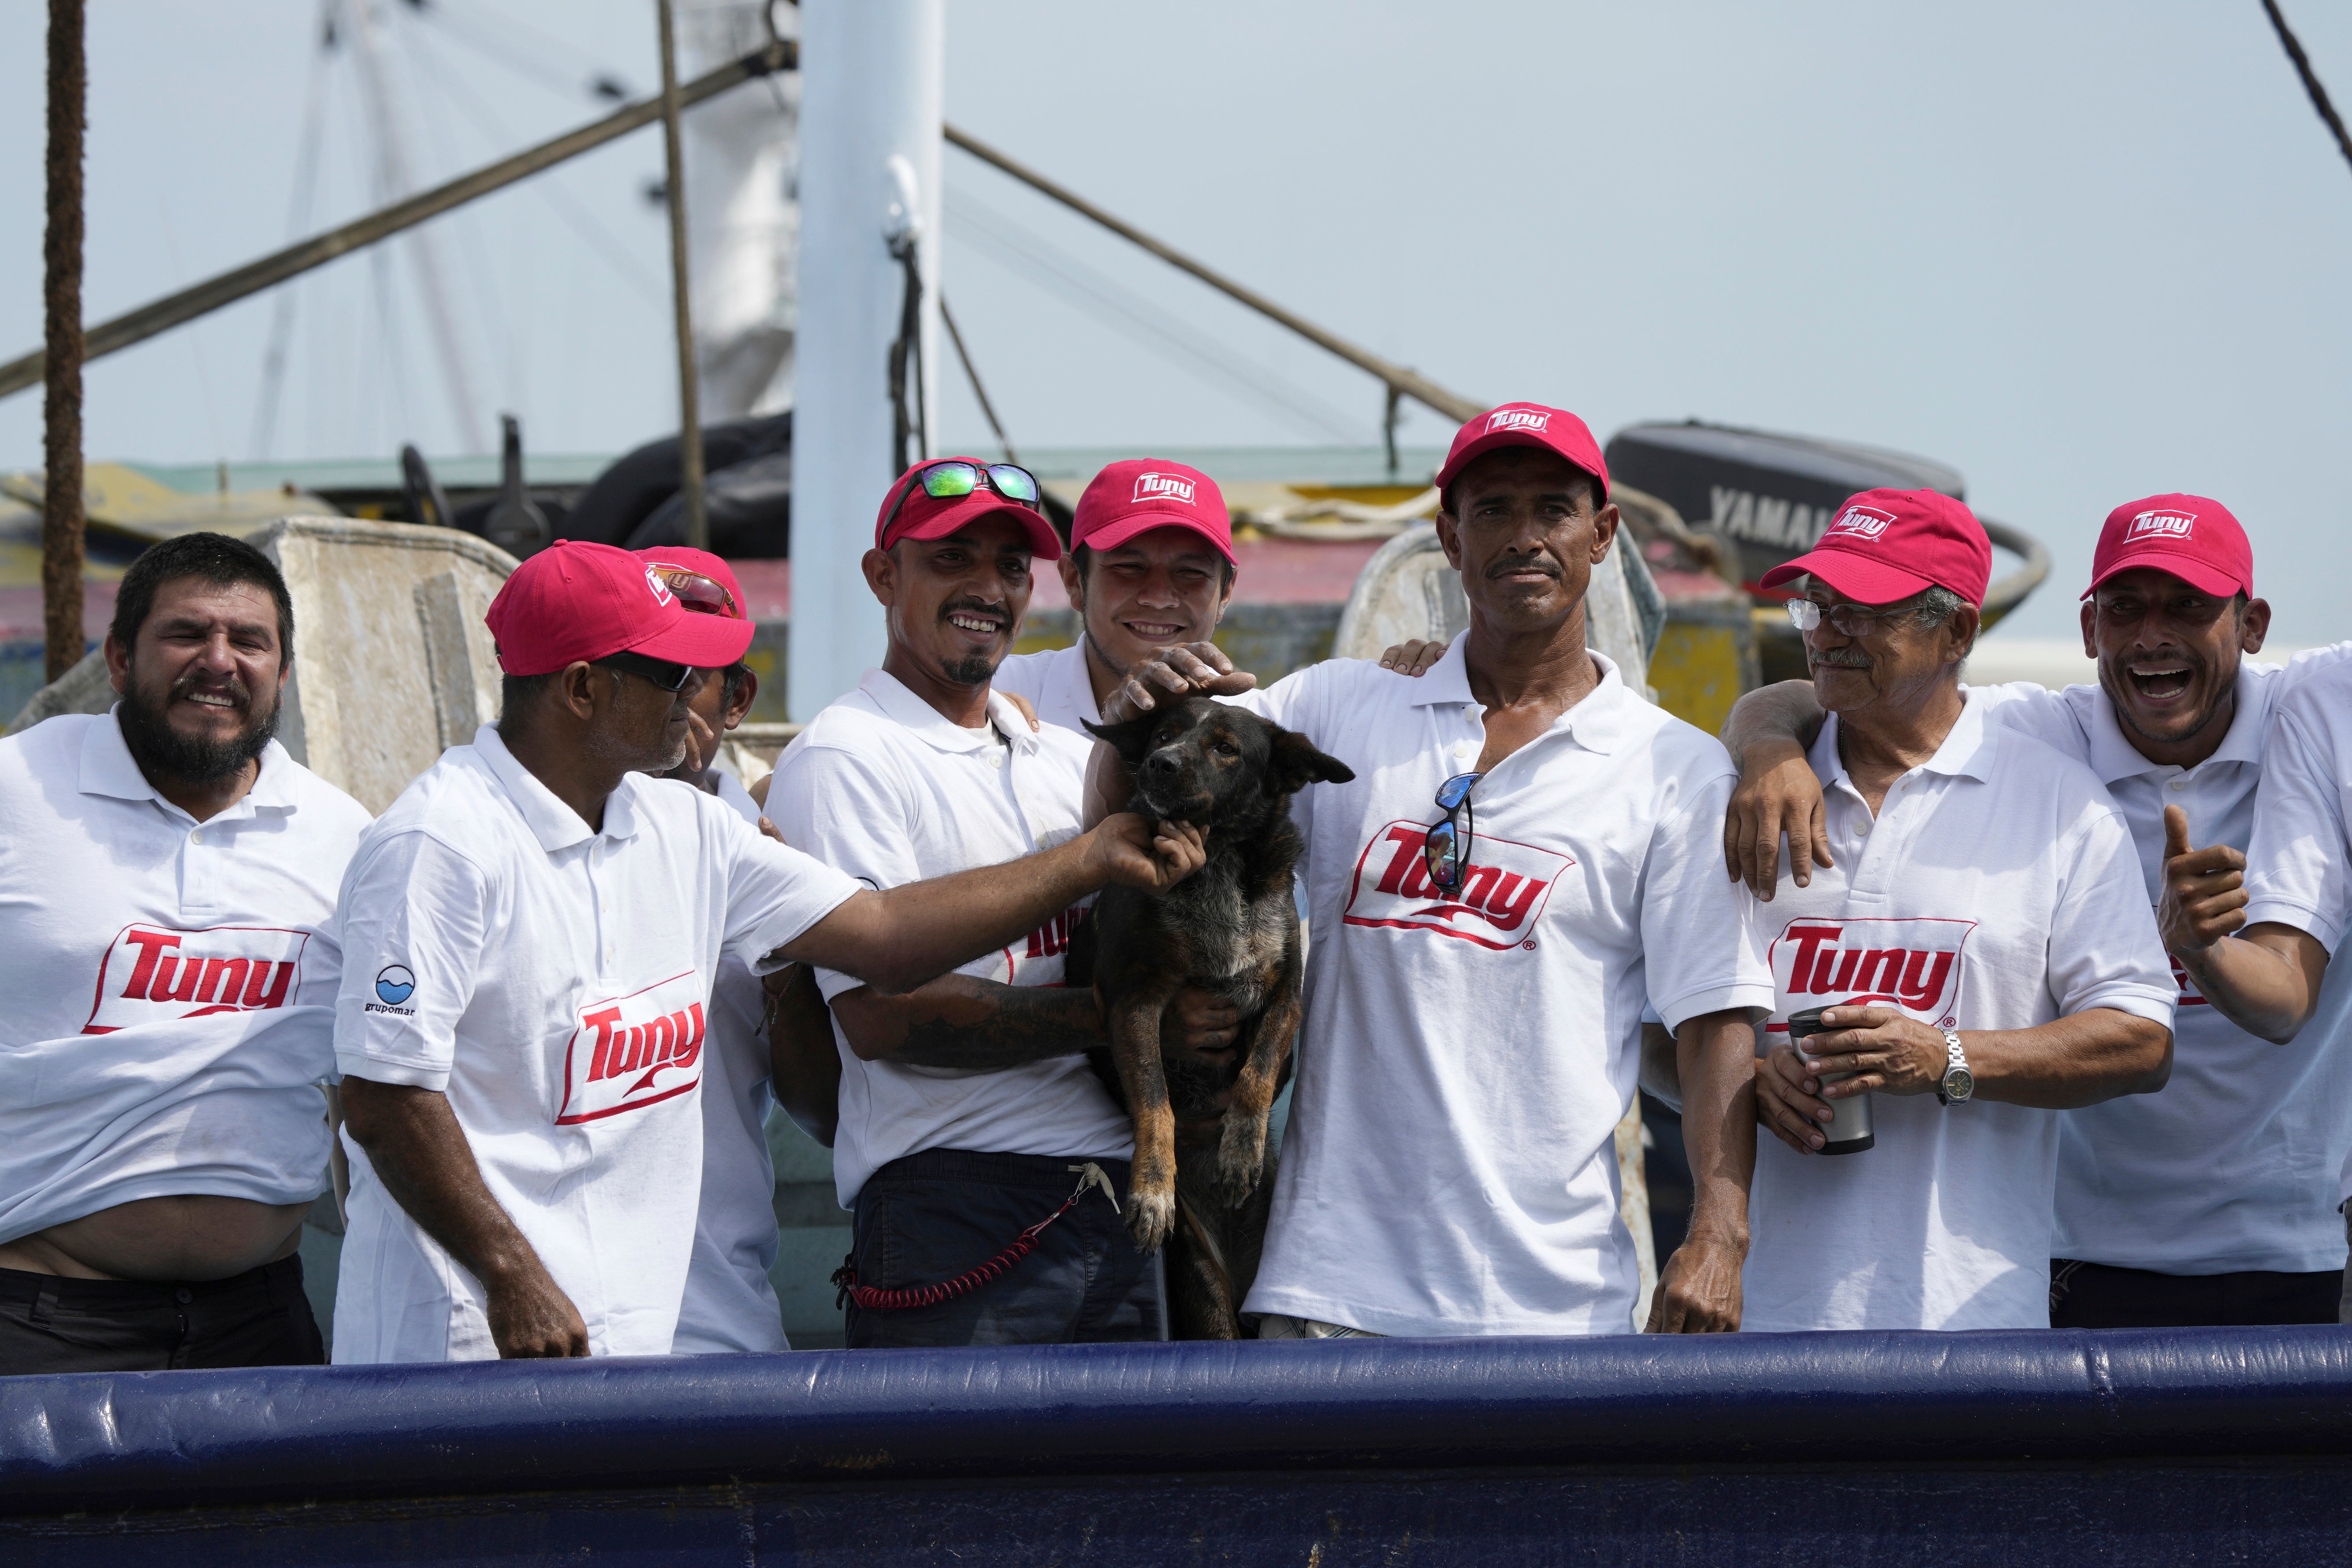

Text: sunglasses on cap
xmin=646 ymin=565 xmax=742 ymax=621
xmin=1423 ymin=771 xmax=1482 ymax=894
xmin=596 ymin=648 xmax=696 ymax=693
xmin=878 ymin=461 xmax=1045 ymax=540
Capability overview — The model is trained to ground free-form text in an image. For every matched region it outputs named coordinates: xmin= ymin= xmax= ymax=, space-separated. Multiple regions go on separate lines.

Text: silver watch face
xmin=1944 ymin=1066 xmax=1975 ymax=1103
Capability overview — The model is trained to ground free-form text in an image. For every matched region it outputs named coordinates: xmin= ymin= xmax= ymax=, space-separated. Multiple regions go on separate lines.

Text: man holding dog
xmin=1102 ymin=404 xmax=1779 ymax=1338
xmin=768 ymin=459 xmax=1238 ymax=1348
xmin=1723 ymin=496 xmax=2352 ymax=1328
xmin=331 ymin=537 xmax=1205 ymax=1361
xmin=1721 ymin=491 xmax=2178 ymax=1332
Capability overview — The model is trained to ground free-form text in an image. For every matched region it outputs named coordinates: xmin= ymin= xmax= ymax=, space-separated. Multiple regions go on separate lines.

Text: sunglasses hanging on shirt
xmin=1424 ymin=771 xmax=1483 ymax=894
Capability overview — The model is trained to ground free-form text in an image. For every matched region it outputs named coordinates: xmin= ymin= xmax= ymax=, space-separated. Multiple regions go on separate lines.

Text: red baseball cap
xmin=634 ymin=545 xmax=749 ymax=626
xmin=875 ymin=458 xmax=1061 ymax=560
xmin=2082 ymin=494 xmax=2252 ymax=600
xmin=1435 ymin=403 xmax=1610 ymax=504
xmin=1759 ymin=488 xmax=1992 ymax=608
xmin=485 ymin=539 xmax=752 ymax=676
xmin=1071 ymin=459 xmax=1236 ymax=565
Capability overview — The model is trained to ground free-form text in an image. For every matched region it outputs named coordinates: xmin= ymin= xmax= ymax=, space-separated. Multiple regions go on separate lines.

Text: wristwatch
xmin=1937 ymin=1030 xmax=1974 ymax=1106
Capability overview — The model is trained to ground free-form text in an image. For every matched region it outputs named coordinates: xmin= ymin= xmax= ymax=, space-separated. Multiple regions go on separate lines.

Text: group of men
xmin=0 ymin=398 xmax=2345 ymax=1372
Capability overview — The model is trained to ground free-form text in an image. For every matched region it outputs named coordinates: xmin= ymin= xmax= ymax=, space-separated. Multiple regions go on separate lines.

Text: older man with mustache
xmin=1722 ymin=490 xmax=2178 ymax=1332
xmin=1724 ymin=495 xmax=2352 ymax=1328
xmin=0 ymin=533 xmax=372 ymax=1372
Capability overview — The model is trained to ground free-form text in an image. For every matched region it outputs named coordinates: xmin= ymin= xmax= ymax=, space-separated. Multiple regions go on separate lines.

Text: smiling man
xmin=1096 ymin=404 xmax=1777 ymax=1340
xmin=992 ymin=458 xmax=1236 ymax=736
xmin=0 ymin=533 xmax=371 ymax=1372
xmin=768 ymin=459 xmax=1238 ymax=1347
xmin=330 ymin=537 xmax=1205 ymax=1361
xmin=1723 ymin=494 xmax=2352 ymax=1327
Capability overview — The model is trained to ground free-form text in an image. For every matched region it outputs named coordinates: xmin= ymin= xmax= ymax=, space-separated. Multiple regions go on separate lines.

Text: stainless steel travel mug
xmin=1786 ymin=1006 xmax=1873 ymax=1155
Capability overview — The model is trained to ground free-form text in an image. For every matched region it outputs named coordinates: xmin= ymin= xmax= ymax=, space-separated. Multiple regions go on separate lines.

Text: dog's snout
xmin=1141 ymin=749 xmax=1183 ymax=783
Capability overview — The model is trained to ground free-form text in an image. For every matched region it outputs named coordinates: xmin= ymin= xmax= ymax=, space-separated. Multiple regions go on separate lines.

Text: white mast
xmin=789 ymin=0 xmax=943 ymax=720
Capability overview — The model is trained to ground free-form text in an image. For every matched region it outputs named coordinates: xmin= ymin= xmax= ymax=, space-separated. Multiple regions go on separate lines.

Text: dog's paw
xmin=1213 ymin=1115 xmax=1266 ymax=1207
xmin=1126 ymin=1187 xmax=1175 ymax=1255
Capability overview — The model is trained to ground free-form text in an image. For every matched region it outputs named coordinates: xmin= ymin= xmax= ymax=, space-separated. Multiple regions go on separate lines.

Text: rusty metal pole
xmin=42 ymin=0 xmax=86 ymax=683
xmin=656 ymin=0 xmax=707 ymax=551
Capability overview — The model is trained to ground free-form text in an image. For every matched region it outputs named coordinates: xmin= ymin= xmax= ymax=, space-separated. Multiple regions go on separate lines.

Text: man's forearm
xmin=766 ymin=964 xmax=842 ymax=1147
xmin=834 ymin=974 xmax=1106 ymax=1069
xmin=1720 ymin=680 xmax=1824 ymax=769
xmin=340 ymin=1078 xmax=550 ymax=1291
xmin=2173 ymin=924 xmax=2329 ymax=1045
xmin=785 ymin=837 xmax=1099 ymax=994
xmin=1965 ymin=1009 xmax=2172 ymax=1107
xmin=1676 ymin=1010 xmax=1758 ymax=1247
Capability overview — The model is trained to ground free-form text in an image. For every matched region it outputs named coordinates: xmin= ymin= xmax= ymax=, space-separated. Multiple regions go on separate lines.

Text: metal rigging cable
xmin=2259 ymin=0 xmax=2352 ymax=179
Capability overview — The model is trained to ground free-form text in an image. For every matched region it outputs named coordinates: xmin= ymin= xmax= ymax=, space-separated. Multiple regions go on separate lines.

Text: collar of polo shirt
xmin=472 ymin=724 xmax=643 ymax=852
xmin=2083 ymin=662 xmax=2268 ymax=786
xmin=860 ymin=668 xmax=1040 ymax=756
xmin=1820 ymin=688 xmax=2000 ymax=789
xmin=1398 ymin=636 xmax=1632 ymax=756
xmin=78 ymin=704 xmax=301 ymax=817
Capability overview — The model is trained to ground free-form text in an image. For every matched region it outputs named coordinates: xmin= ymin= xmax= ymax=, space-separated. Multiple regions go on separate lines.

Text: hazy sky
xmin=0 ymin=2 xmax=2347 ymax=644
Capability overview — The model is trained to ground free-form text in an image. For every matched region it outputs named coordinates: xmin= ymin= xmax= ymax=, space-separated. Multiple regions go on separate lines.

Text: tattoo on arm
xmin=893 ymin=983 xmax=1106 ymax=1070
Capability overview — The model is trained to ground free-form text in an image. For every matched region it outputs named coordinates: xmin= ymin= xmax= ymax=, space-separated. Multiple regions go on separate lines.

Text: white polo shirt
xmin=671 ymin=767 xmax=792 ymax=1353
xmin=2243 ymin=657 xmax=2352 ymax=1206
xmin=991 ymin=642 xmax=1102 ymax=736
xmin=1965 ymin=644 xmax=2352 ymax=1275
xmin=0 ymin=711 xmax=369 ymax=1245
xmin=767 ymin=669 xmax=1131 ymax=1210
xmin=330 ymin=726 xmax=859 ymax=1363
xmin=1228 ymin=640 xmax=1776 ymax=1337
xmin=1741 ymin=692 xmax=2177 ymax=1333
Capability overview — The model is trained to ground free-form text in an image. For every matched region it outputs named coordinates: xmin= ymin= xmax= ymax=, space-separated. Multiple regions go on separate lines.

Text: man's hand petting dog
xmin=1103 ymin=640 xmax=1257 ymax=724
xmin=1087 ymin=813 xmax=1209 ymax=894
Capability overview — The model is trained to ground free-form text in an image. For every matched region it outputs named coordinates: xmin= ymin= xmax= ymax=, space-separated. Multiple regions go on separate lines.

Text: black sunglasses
xmin=597 ymin=648 xmax=695 ymax=693
xmin=1423 ymin=771 xmax=1482 ymax=894
xmin=877 ymin=461 xmax=1044 ymax=541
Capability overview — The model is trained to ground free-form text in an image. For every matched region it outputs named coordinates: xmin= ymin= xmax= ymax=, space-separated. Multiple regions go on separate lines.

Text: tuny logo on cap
xmin=1133 ymin=472 xmax=1195 ymax=506
xmin=644 ymin=566 xmax=674 ymax=606
xmin=2125 ymin=510 xmax=2196 ymax=542
xmin=1486 ymin=408 xmax=1552 ymax=435
xmin=1827 ymin=505 xmax=1896 ymax=541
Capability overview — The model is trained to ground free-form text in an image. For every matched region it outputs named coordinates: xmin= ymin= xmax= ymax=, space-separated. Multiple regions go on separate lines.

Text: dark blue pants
xmin=844 ymin=1148 xmax=1161 ymax=1348
xmin=2049 ymin=1258 xmax=2344 ymax=1328
xmin=0 ymin=1254 xmax=323 ymax=1374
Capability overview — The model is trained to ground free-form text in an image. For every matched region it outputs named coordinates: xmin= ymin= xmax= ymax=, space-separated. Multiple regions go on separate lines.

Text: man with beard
xmin=1723 ymin=495 xmax=2352 ymax=1327
xmin=0 ymin=532 xmax=371 ymax=1371
xmin=768 ymin=460 xmax=1234 ymax=1347
xmin=331 ymin=538 xmax=1205 ymax=1361
xmin=991 ymin=459 xmax=1236 ymax=736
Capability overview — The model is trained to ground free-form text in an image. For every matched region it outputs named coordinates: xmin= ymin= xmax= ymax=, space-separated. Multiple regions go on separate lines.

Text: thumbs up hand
xmin=2157 ymin=804 xmax=2249 ymax=957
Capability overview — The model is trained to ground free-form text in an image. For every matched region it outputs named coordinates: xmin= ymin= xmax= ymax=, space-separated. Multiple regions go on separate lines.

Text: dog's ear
xmin=1267 ymin=726 xmax=1355 ymax=795
xmin=1081 ymin=711 xmax=1163 ymax=766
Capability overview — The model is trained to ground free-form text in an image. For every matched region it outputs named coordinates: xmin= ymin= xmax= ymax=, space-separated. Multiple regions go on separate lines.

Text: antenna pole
xmin=657 ymin=0 xmax=707 ymax=551
xmin=42 ymin=0 xmax=86 ymax=683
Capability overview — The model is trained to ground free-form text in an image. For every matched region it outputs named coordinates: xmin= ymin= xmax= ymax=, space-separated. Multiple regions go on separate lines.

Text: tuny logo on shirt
xmin=1023 ymin=905 xmax=1087 ymax=961
xmin=1132 ymin=471 xmax=1195 ymax=506
xmin=1768 ymin=916 xmax=1975 ymax=1028
xmin=1485 ymin=407 xmax=1551 ymax=435
xmin=83 ymin=924 xmax=309 ymax=1035
xmin=556 ymin=969 xmax=708 ymax=1125
xmin=2126 ymin=509 xmax=2196 ymax=542
xmin=1342 ymin=821 xmax=1569 ymax=951
xmin=1825 ymin=505 xmax=1896 ymax=542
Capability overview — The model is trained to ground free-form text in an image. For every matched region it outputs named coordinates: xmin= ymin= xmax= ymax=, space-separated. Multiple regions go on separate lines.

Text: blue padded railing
xmin=0 ymin=1327 xmax=2348 ymax=1517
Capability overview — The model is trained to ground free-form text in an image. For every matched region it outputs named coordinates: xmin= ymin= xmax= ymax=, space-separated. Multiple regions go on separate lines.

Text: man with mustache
xmin=1718 ymin=491 xmax=2178 ymax=1331
xmin=0 ymin=532 xmax=371 ymax=1371
xmin=330 ymin=539 xmax=1204 ymax=1360
xmin=1100 ymin=404 xmax=1779 ymax=1339
xmin=1724 ymin=495 xmax=2352 ymax=1327
xmin=767 ymin=460 xmax=1232 ymax=1347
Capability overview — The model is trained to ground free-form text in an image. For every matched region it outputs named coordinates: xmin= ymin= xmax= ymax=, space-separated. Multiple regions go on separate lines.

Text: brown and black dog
xmin=1072 ymin=696 xmax=1352 ymax=1337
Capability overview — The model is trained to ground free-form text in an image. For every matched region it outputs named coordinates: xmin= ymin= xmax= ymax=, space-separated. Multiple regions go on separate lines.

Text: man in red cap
xmin=1096 ymin=403 xmax=1779 ymax=1340
xmin=329 ymin=538 xmax=1205 ymax=1362
xmin=993 ymin=459 xmax=1238 ymax=736
xmin=767 ymin=459 xmax=1237 ymax=1347
xmin=1713 ymin=489 xmax=2180 ymax=1331
xmin=1727 ymin=492 xmax=2352 ymax=1326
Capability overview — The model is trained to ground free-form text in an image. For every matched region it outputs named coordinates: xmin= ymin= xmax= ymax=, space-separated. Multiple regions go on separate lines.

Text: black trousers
xmin=844 ymin=1148 xmax=1161 ymax=1349
xmin=2050 ymin=1257 xmax=2345 ymax=1329
xmin=0 ymin=1254 xmax=324 ymax=1375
